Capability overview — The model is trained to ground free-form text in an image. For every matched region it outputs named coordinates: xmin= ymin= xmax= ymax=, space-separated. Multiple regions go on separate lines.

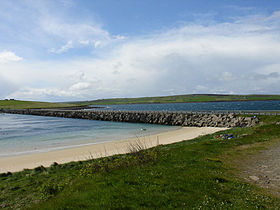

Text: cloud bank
xmin=0 ymin=1 xmax=280 ymax=101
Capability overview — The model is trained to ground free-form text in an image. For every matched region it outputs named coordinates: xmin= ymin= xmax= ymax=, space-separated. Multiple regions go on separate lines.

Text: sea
xmin=89 ymin=100 xmax=280 ymax=112
xmin=1 ymin=100 xmax=279 ymax=157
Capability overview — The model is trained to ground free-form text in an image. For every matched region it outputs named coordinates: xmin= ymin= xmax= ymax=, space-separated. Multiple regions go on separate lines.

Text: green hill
xmin=0 ymin=100 xmax=78 ymax=109
xmin=76 ymin=94 xmax=280 ymax=105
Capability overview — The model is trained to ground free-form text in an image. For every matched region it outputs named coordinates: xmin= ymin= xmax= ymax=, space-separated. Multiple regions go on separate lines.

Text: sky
xmin=0 ymin=0 xmax=280 ymax=102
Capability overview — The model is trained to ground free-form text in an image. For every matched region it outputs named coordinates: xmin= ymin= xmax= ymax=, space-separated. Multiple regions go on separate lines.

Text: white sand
xmin=0 ymin=127 xmax=227 ymax=173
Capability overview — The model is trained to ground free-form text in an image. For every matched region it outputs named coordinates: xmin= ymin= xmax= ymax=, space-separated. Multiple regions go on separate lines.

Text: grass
xmin=74 ymin=94 xmax=280 ymax=105
xmin=0 ymin=100 xmax=79 ymax=109
xmin=1 ymin=115 xmax=280 ymax=209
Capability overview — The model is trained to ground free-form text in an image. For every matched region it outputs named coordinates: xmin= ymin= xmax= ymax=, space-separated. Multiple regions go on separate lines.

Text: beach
xmin=0 ymin=127 xmax=227 ymax=173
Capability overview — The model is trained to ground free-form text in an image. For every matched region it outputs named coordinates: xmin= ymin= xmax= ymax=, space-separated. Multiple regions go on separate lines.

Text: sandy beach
xmin=0 ymin=127 xmax=227 ymax=173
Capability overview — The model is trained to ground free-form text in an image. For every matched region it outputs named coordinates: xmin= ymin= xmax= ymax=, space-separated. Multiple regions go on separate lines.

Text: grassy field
xmin=0 ymin=100 xmax=79 ymax=109
xmin=75 ymin=94 xmax=280 ymax=105
xmin=0 ymin=115 xmax=280 ymax=209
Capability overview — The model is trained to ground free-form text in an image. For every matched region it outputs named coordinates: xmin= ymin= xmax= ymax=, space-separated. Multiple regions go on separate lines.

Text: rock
xmin=1 ymin=109 xmax=259 ymax=128
xmin=239 ymin=134 xmax=249 ymax=138
xmin=228 ymin=113 xmax=235 ymax=118
xmin=249 ymin=175 xmax=260 ymax=181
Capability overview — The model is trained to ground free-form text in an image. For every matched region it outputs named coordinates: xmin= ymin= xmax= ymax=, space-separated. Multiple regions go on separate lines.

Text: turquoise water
xmin=0 ymin=114 xmax=179 ymax=157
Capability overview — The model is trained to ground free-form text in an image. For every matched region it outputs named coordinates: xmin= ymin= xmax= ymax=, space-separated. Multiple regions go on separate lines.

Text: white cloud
xmin=8 ymin=87 xmax=76 ymax=101
xmin=49 ymin=41 xmax=73 ymax=54
xmin=219 ymin=72 xmax=235 ymax=81
xmin=38 ymin=11 xmax=123 ymax=53
xmin=69 ymin=82 xmax=91 ymax=91
xmin=0 ymin=73 xmax=18 ymax=98
xmin=0 ymin=51 xmax=22 ymax=63
xmin=40 ymin=17 xmax=112 ymax=52
xmin=40 ymin=17 xmax=109 ymax=41
xmin=79 ymin=40 xmax=90 ymax=45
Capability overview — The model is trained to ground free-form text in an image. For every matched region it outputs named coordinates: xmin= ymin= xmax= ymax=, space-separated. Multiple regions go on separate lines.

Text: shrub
xmin=80 ymin=144 xmax=160 ymax=177
xmin=39 ymin=182 xmax=65 ymax=200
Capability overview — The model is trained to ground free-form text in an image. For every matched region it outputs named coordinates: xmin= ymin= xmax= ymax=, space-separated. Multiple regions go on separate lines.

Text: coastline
xmin=0 ymin=127 xmax=227 ymax=173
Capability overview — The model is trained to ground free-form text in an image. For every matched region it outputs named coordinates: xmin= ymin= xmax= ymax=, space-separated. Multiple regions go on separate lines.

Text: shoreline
xmin=0 ymin=126 xmax=180 ymax=158
xmin=0 ymin=127 xmax=227 ymax=173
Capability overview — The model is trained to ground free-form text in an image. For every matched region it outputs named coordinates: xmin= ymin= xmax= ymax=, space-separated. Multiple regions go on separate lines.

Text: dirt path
xmin=241 ymin=142 xmax=280 ymax=196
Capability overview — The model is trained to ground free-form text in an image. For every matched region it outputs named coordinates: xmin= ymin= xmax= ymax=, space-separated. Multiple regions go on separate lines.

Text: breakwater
xmin=0 ymin=109 xmax=259 ymax=128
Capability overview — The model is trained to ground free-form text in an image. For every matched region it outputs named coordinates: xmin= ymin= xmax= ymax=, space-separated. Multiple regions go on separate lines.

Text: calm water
xmin=0 ymin=114 xmax=178 ymax=157
xmin=90 ymin=100 xmax=280 ymax=111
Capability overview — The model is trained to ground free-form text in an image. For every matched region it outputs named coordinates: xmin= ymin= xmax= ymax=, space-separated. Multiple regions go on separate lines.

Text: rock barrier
xmin=0 ymin=109 xmax=259 ymax=128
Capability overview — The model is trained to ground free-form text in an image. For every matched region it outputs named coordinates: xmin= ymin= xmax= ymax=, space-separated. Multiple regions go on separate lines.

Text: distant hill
xmin=0 ymin=100 xmax=78 ymax=109
xmin=74 ymin=94 xmax=280 ymax=105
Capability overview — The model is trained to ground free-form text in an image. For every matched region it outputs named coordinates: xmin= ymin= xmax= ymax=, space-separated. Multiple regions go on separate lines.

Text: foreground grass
xmin=76 ymin=94 xmax=280 ymax=105
xmin=0 ymin=100 xmax=79 ymax=109
xmin=1 ymin=116 xmax=280 ymax=209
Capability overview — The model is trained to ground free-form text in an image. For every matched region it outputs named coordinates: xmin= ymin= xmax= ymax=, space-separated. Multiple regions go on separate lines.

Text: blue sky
xmin=0 ymin=0 xmax=280 ymax=101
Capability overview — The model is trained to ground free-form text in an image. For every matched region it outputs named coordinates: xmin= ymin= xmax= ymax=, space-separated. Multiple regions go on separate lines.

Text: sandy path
xmin=242 ymin=142 xmax=280 ymax=196
xmin=0 ymin=127 xmax=226 ymax=173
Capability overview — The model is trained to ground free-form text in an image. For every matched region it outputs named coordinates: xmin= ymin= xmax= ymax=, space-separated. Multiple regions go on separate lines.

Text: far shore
xmin=88 ymin=99 xmax=280 ymax=106
xmin=0 ymin=127 xmax=227 ymax=173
